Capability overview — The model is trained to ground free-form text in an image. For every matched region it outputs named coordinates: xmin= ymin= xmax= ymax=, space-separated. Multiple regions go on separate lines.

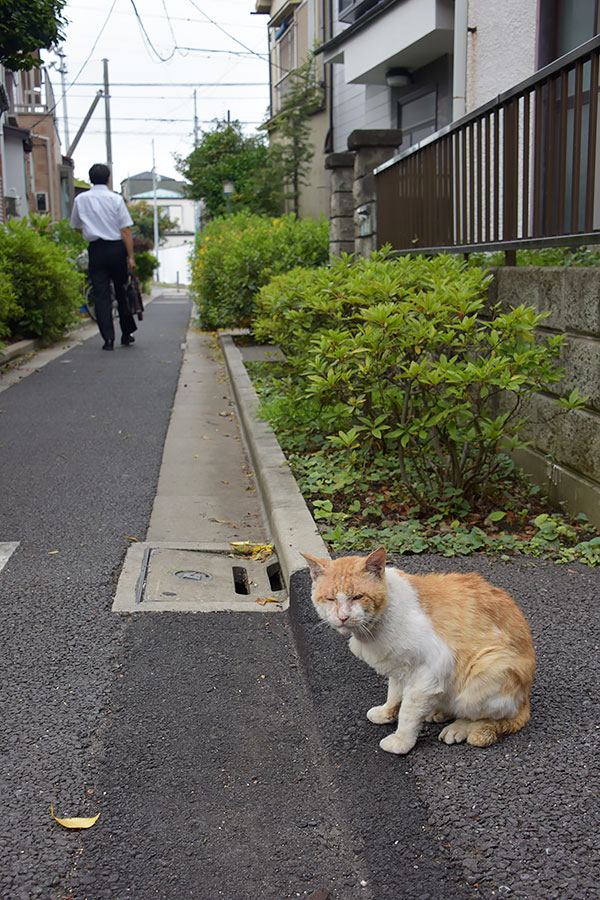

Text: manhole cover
xmin=112 ymin=543 xmax=287 ymax=612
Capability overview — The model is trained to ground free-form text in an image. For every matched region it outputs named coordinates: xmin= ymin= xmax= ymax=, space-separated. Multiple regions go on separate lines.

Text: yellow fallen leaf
xmin=47 ymin=550 xmax=59 ymax=555
xmin=230 ymin=541 xmax=274 ymax=562
xmin=255 ymin=597 xmax=279 ymax=605
xmin=221 ymin=480 xmax=229 ymax=485
xmin=50 ymin=805 xmax=100 ymax=829
xmin=124 ymin=536 xmax=138 ymax=542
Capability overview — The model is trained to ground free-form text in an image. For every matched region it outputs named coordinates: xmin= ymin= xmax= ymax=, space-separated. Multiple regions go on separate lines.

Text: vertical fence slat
xmin=585 ymin=50 xmax=599 ymax=231
xmin=522 ymin=91 xmax=531 ymax=238
xmin=571 ymin=60 xmax=584 ymax=233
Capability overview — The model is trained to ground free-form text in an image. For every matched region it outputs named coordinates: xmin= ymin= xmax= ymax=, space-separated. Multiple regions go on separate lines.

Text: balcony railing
xmin=375 ymin=35 xmax=600 ymax=256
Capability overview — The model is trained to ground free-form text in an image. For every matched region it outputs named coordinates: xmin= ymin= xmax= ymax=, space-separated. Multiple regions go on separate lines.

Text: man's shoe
xmin=102 ymin=340 xmax=114 ymax=351
xmin=121 ymin=334 xmax=135 ymax=345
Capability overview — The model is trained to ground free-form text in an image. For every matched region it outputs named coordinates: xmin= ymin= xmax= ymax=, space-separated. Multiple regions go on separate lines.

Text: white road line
xmin=0 ymin=542 xmax=19 ymax=573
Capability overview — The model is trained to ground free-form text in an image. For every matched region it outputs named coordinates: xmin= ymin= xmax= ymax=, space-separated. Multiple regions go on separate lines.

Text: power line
xmin=31 ymin=0 xmax=118 ymax=128
xmin=185 ymin=0 xmax=268 ymax=63
xmin=128 ymin=0 xmax=177 ymax=62
xmin=71 ymin=82 xmax=268 ymax=87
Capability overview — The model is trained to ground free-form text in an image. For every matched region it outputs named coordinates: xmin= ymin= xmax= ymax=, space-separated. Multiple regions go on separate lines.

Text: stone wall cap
xmin=347 ymin=129 xmax=403 ymax=150
xmin=325 ymin=151 xmax=356 ymax=169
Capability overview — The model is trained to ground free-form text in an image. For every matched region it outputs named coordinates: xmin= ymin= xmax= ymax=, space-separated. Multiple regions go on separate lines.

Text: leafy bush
xmin=134 ymin=250 xmax=159 ymax=291
xmin=0 ymin=261 xmax=21 ymax=346
xmin=0 ymin=217 xmax=82 ymax=341
xmin=252 ymin=250 xmax=584 ymax=514
xmin=28 ymin=213 xmax=86 ymax=259
xmin=190 ymin=211 xmax=329 ymax=329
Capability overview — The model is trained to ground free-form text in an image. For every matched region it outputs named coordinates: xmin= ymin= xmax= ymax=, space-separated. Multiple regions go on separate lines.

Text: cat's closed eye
xmin=353 ymin=593 xmax=364 ymax=601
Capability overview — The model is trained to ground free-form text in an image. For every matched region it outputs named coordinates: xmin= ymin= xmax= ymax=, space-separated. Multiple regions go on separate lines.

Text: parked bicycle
xmin=76 ymin=250 xmax=118 ymax=322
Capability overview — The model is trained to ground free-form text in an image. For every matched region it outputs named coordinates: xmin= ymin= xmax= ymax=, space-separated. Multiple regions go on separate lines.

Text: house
xmin=254 ymin=0 xmax=332 ymax=219
xmin=0 ymin=57 xmax=73 ymax=224
xmin=120 ymin=172 xmax=188 ymax=202
xmin=319 ymin=0 xmax=597 ymax=156
xmin=123 ymin=175 xmax=198 ymax=285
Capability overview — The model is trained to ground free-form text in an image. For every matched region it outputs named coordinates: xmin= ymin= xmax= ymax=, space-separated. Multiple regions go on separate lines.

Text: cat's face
xmin=300 ymin=548 xmax=388 ymax=637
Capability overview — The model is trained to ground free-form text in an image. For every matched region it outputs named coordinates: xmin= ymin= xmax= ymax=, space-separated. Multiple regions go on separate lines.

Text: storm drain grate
xmin=112 ymin=543 xmax=287 ymax=613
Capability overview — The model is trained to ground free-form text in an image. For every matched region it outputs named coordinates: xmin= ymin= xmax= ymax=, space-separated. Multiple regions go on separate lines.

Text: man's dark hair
xmin=89 ymin=163 xmax=110 ymax=185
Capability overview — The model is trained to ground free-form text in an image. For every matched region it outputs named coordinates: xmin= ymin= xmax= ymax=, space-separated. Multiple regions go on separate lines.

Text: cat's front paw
xmin=367 ymin=704 xmax=398 ymax=725
xmin=439 ymin=719 xmax=471 ymax=744
xmin=379 ymin=732 xmax=417 ymax=755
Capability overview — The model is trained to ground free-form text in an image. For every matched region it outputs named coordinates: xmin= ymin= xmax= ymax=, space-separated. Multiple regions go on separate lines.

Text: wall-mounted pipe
xmin=452 ymin=0 xmax=468 ymax=120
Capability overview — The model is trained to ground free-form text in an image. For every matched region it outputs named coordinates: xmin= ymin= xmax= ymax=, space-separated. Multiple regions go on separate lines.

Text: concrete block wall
xmin=487 ymin=267 xmax=600 ymax=526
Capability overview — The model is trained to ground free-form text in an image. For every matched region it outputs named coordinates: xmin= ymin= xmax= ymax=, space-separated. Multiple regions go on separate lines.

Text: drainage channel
xmin=112 ymin=543 xmax=287 ymax=613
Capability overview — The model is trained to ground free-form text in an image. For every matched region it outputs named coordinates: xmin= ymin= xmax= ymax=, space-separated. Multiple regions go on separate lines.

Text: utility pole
xmin=103 ymin=59 xmax=113 ymax=175
xmin=152 ymin=138 xmax=160 ymax=280
xmin=193 ymin=90 xmax=201 ymax=234
xmin=56 ymin=47 xmax=70 ymax=149
xmin=193 ymin=89 xmax=199 ymax=147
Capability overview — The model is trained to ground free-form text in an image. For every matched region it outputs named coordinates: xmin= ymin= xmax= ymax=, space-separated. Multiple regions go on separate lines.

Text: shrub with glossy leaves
xmin=253 ymin=250 xmax=584 ymax=512
xmin=190 ymin=211 xmax=329 ymax=329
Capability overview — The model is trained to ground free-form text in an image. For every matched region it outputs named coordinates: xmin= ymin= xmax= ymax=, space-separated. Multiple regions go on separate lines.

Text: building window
xmin=270 ymin=13 xmax=296 ymax=115
xmin=397 ymin=89 xmax=438 ymax=151
xmin=338 ymin=0 xmax=381 ymax=25
xmin=538 ymin=0 xmax=599 ymax=67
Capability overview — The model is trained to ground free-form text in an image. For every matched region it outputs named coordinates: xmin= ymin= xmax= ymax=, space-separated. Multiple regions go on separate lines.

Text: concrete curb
xmin=219 ymin=333 xmax=330 ymax=588
xmin=0 ymin=338 xmax=41 ymax=366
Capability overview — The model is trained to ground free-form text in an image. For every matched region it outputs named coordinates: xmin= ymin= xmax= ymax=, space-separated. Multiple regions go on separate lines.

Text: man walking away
xmin=71 ymin=163 xmax=137 ymax=350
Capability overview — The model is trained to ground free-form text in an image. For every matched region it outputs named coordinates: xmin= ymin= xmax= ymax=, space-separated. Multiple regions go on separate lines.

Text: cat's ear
xmin=364 ymin=546 xmax=387 ymax=579
xmin=300 ymin=552 xmax=330 ymax=582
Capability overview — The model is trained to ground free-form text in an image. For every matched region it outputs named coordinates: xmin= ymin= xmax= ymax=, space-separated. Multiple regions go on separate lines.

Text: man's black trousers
xmin=88 ymin=238 xmax=137 ymax=343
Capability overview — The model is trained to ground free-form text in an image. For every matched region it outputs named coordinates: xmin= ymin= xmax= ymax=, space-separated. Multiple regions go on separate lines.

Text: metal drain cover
xmin=112 ymin=542 xmax=287 ymax=612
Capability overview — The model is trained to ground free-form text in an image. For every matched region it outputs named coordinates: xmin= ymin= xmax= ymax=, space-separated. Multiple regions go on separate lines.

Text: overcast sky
xmin=43 ymin=0 xmax=269 ymax=188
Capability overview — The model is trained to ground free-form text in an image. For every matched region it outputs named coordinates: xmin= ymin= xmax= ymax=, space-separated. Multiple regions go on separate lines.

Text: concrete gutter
xmin=219 ymin=332 xmax=330 ymax=588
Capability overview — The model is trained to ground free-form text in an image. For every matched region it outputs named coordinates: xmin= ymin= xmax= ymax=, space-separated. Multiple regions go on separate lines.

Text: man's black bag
xmin=126 ymin=273 xmax=144 ymax=320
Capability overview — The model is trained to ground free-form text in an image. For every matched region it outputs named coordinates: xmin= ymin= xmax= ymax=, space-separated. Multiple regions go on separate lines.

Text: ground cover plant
xmin=190 ymin=211 xmax=328 ymax=330
xmin=249 ymin=250 xmax=600 ymax=565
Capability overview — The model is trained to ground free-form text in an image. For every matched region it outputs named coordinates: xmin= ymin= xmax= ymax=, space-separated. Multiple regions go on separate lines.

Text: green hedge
xmin=190 ymin=211 xmax=329 ymax=329
xmin=0 ymin=217 xmax=83 ymax=343
xmin=252 ymin=250 xmax=584 ymax=513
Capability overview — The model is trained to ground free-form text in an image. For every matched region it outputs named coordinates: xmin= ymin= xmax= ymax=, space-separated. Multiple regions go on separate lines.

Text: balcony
xmin=375 ymin=35 xmax=600 ymax=255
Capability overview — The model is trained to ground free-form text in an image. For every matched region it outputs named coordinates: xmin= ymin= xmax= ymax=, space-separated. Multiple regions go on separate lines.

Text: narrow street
xmin=0 ymin=293 xmax=598 ymax=900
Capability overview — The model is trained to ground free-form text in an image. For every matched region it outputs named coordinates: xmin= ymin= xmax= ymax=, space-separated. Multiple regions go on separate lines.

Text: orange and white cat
xmin=301 ymin=547 xmax=535 ymax=755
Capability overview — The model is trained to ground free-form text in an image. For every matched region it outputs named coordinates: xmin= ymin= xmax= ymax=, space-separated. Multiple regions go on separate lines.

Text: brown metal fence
xmin=376 ymin=35 xmax=600 ymax=255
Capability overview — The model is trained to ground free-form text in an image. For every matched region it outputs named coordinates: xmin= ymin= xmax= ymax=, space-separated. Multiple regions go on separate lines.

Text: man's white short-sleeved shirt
xmin=70 ymin=184 xmax=133 ymax=242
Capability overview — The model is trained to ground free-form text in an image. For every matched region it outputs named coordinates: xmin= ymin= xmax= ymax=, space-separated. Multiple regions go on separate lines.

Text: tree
xmin=0 ymin=0 xmax=67 ymax=71
xmin=265 ymin=52 xmax=324 ymax=216
xmin=175 ymin=119 xmax=282 ymax=218
xmin=128 ymin=201 xmax=177 ymax=246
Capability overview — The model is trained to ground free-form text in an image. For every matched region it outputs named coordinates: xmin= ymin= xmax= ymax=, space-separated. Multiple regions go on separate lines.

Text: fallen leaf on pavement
xmin=124 ymin=536 xmax=138 ymax=542
xmin=47 ymin=550 xmax=59 ymax=555
xmin=50 ymin=805 xmax=100 ymax=830
xmin=255 ymin=597 xmax=279 ymax=605
xmin=230 ymin=541 xmax=274 ymax=562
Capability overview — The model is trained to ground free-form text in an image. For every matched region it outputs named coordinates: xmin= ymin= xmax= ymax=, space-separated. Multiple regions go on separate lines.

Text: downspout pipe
xmin=452 ymin=0 xmax=468 ymax=121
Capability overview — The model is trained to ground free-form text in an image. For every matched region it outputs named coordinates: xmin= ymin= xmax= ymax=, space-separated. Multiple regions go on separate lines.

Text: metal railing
xmin=375 ymin=35 xmax=600 ymax=256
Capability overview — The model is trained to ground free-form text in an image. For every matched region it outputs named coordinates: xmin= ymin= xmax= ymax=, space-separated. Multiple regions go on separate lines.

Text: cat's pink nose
xmin=337 ymin=611 xmax=349 ymax=623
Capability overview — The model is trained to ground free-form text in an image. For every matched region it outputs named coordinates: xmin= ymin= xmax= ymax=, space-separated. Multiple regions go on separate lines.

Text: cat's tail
xmin=467 ymin=698 xmax=531 ymax=747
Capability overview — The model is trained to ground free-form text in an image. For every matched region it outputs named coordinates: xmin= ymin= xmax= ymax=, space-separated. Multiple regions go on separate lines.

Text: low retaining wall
xmin=488 ymin=266 xmax=600 ymax=526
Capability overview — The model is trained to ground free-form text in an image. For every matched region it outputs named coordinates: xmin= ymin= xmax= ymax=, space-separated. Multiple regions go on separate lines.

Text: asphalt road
xmin=1 ymin=295 xmax=599 ymax=900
